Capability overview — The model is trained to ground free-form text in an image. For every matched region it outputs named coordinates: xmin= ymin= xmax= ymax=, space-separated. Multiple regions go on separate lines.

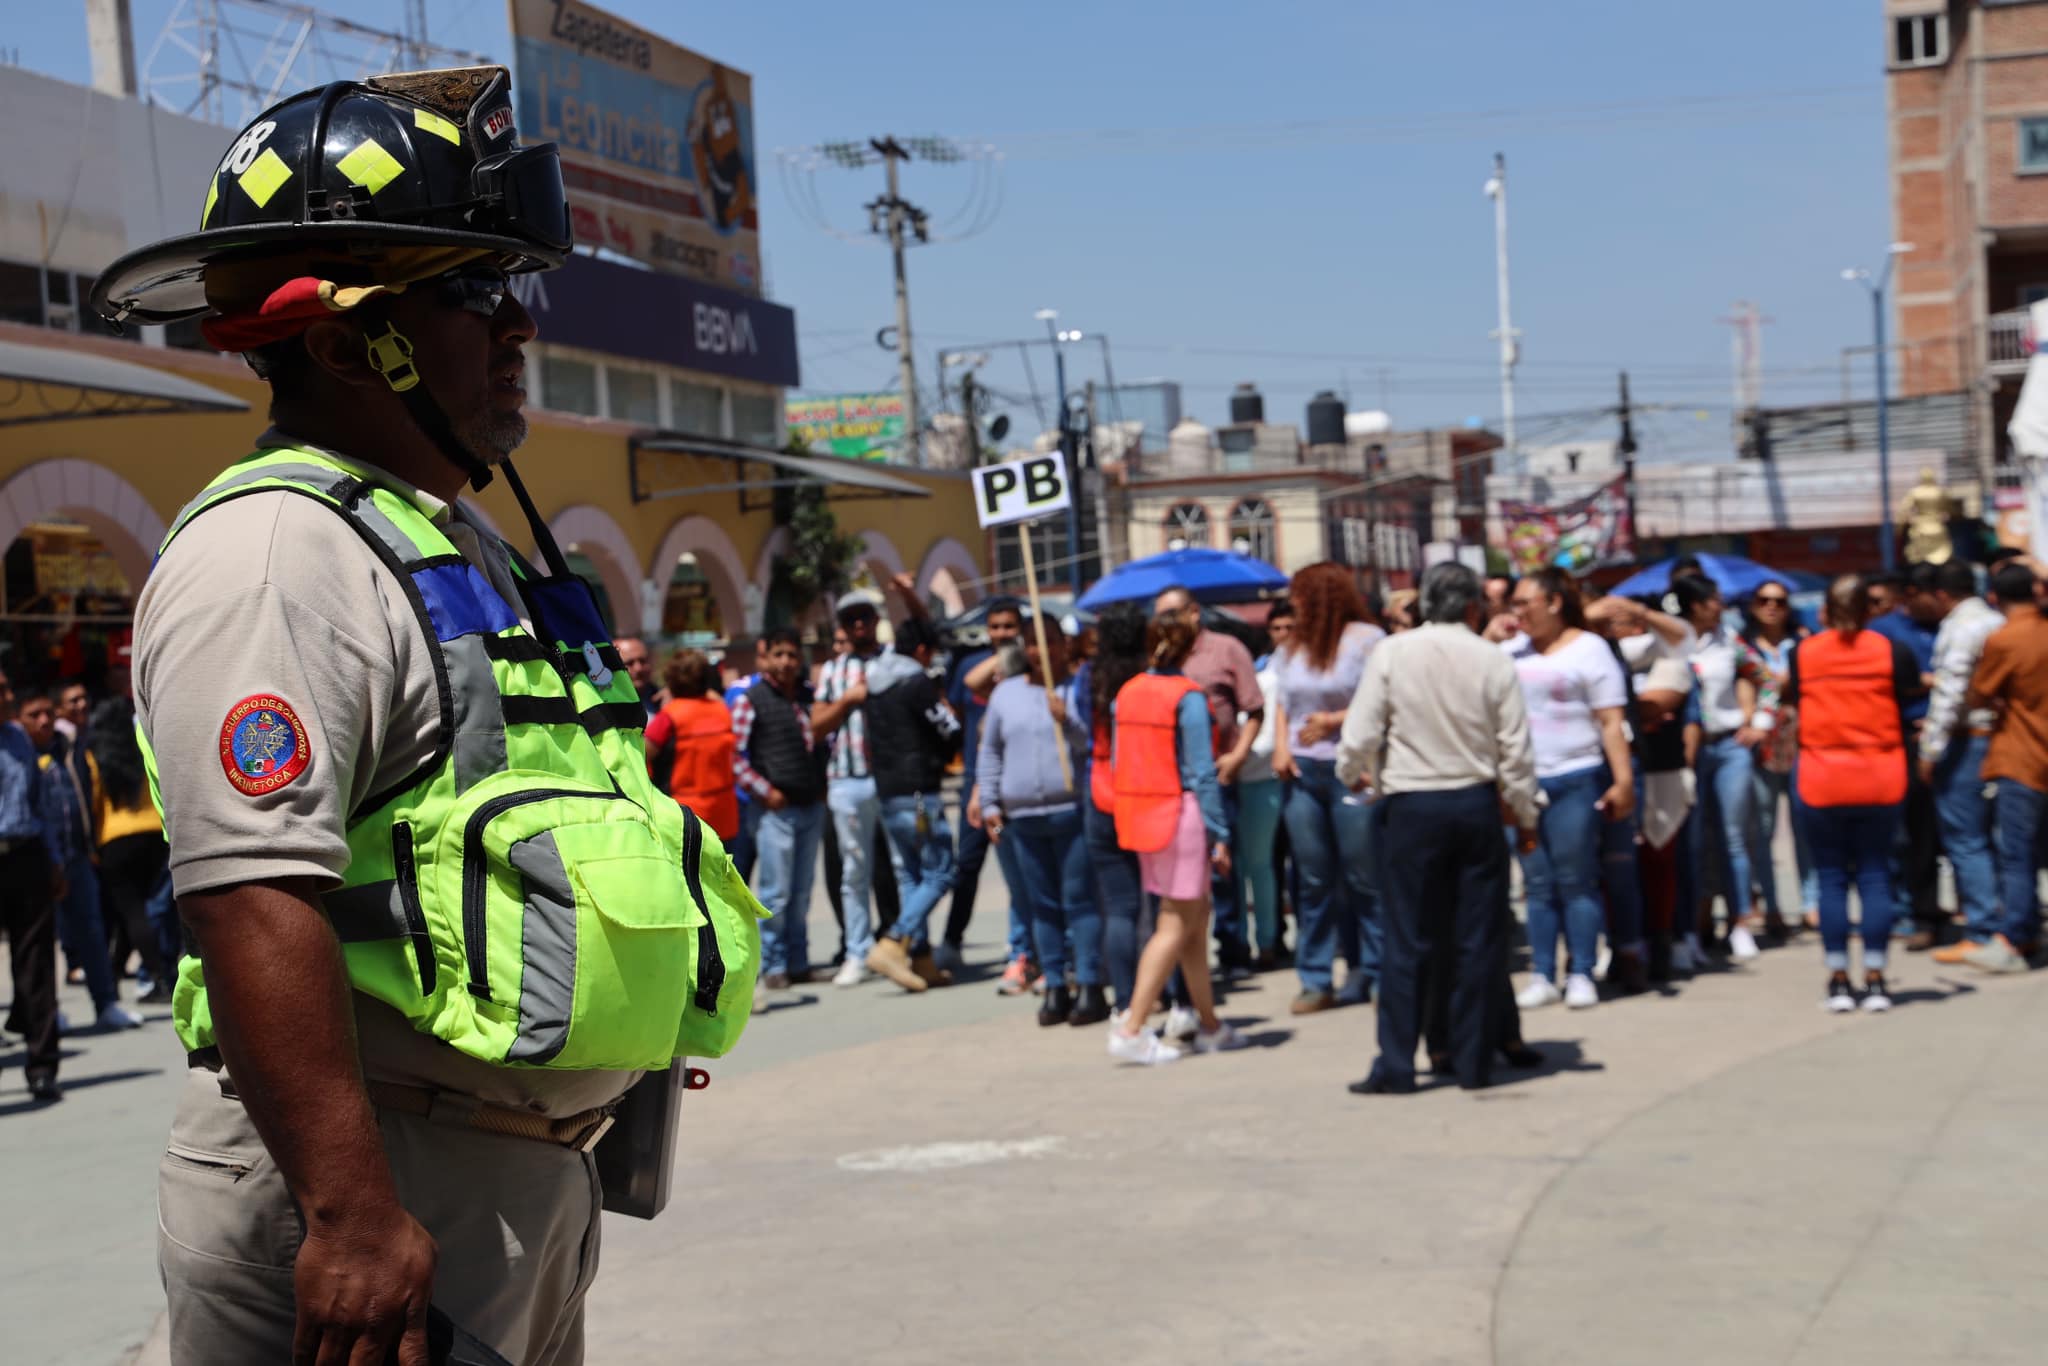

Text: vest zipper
xmin=461 ymin=786 xmax=629 ymax=1002
xmin=681 ymin=810 xmax=724 ymax=1017
xmin=390 ymin=822 xmax=434 ymax=996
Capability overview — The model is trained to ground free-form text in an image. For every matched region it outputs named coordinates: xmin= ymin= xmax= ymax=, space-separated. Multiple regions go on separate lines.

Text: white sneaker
xmin=1516 ymin=978 xmax=1562 ymax=1009
xmin=1163 ymin=1005 xmax=1200 ymax=1040
xmin=832 ymin=958 xmax=868 ymax=987
xmin=1193 ymin=1022 xmax=1249 ymax=1054
xmin=1670 ymin=938 xmax=1698 ymax=974
xmin=1728 ymin=925 xmax=1761 ymax=962
xmin=1860 ymin=973 xmax=1892 ymax=1013
xmin=97 ymin=1003 xmax=145 ymax=1030
xmin=1108 ymin=1028 xmax=1183 ymax=1065
xmin=1564 ymin=974 xmax=1599 ymax=1010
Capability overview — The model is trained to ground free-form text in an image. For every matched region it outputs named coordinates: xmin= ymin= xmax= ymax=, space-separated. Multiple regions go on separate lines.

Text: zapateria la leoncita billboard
xmin=508 ymin=0 xmax=759 ymax=292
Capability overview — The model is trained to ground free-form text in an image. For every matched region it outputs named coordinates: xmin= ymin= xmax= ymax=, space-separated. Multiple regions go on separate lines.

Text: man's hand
xmin=1271 ymin=752 xmax=1298 ymax=783
xmin=1917 ymin=755 xmax=1937 ymax=786
xmin=1209 ymin=841 xmax=1232 ymax=878
xmin=764 ymin=786 xmax=788 ymax=812
xmin=985 ymin=813 xmax=1004 ymax=844
xmin=1595 ymin=780 xmax=1635 ymax=823
xmin=966 ymin=786 xmax=983 ymax=829
xmin=1045 ymin=692 xmax=1068 ymax=727
xmin=1216 ymin=751 xmax=1245 ymax=785
xmin=292 ymin=1197 xmax=437 ymax=1366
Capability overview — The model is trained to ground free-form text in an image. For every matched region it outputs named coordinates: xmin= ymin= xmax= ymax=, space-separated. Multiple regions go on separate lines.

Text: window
xmin=670 ymin=379 xmax=724 ymax=436
xmin=1228 ymin=497 xmax=1275 ymax=563
xmin=732 ymin=391 xmax=779 ymax=447
xmin=1891 ymin=12 xmax=1947 ymax=68
xmin=1164 ymin=502 xmax=1209 ymax=548
xmin=0 ymin=261 xmax=42 ymax=327
xmin=541 ymin=355 xmax=598 ymax=415
xmin=607 ymin=366 xmax=659 ymax=425
xmin=2020 ymin=118 xmax=2048 ymax=176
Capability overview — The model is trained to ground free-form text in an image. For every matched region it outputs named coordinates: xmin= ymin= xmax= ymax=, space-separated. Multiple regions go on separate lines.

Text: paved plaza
xmin=6 ymin=844 xmax=2048 ymax=1366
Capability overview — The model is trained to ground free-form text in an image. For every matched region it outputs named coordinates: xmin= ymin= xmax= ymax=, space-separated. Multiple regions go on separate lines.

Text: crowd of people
xmin=618 ymin=543 xmax=2048 ymax=1085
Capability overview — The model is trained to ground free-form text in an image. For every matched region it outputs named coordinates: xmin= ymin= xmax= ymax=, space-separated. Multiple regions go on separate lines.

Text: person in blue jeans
xmin=1913 ymin=561 xmax=2006 ymax=957
xmin=980 ymin=626 xmax=1098 ymax=1025
xmin=1270 ymin=563 xmax=1385 ymax=1013
xmin=1671 ymin=574 xmax=1766 ymax=959
xmin=862 ymin=618 xmax=963 ymax=995
xmin=1504 ymin=570 xmax=1635 ymax=1010
xmin=1075 ymin=604 xmax=1150 ymax=1013
xmin=734 ymin=630 xmax=826 ymax=997
xmin=1959 ymin=560 xmax=2048 ymax=974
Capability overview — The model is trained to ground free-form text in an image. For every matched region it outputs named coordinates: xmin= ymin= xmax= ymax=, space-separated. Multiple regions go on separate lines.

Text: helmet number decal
xmin=220 ymin=120 xmax=277 ymax=177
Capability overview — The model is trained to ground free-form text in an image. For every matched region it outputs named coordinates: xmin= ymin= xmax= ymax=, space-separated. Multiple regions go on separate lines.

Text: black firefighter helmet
xmin=90 ymin=65 xmax=570 ymax=328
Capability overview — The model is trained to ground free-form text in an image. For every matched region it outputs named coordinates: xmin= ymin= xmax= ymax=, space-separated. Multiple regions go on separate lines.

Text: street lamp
xmin=1036 ymin=308 xmax=1085 ymax=586
xmin=1843 ymin=241 xmax=1915 ymax=572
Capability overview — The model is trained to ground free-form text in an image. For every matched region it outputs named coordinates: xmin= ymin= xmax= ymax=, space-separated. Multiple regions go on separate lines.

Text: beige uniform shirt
xmin=136 ymin=435 xmax=633 ymax=1116
xmin=1336 ymin=621 xmax=1542 ymax=829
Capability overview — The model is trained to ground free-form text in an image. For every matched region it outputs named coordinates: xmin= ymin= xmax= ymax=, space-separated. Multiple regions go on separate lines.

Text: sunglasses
xmin=434 ymin=266 xmax=511 ymax=319
xmin=1752 ymin=595 xmax=1789 ymax=606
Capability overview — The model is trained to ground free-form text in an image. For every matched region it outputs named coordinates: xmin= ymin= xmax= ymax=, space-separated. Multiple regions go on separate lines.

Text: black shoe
xmin=1037 ymin=986 xmax=1074 ymax=1027
xmin=1500 ymin=1042 xmax=1544 ymax=1069
xmin=1647 ymin=933 xmax=1673 ymax=985
xmin=1347 ymin=1069 xmax=1416 ymax=1096
xmin=1066 ymin=985 xmax=1111 ymax=1027
xmin=26 ymin=1072 xmax=61 ymax=1103
xmin=1608 ymin=949 xmax=1649 ymax=997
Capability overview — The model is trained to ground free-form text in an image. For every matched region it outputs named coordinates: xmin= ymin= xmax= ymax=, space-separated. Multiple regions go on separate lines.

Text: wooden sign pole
xmin=1014 ymin=523 xmax=1074 ymax=792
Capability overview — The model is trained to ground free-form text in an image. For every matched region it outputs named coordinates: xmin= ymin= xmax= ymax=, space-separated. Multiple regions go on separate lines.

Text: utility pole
xmin=1618 ymin=370 xmax=1639 ymax=538
xmin=1086 ymin=379 xmax=1115 ymax=572
xmin=866 ymin=137 xmax=927 ymax=464
xmin=1844 ymin=244 xmax=1913 ymax=572
xmin=1484 ymin=153 xmax=1521 ymax=474
xmin=1037 ymin=309 xmax=1086 ymax=586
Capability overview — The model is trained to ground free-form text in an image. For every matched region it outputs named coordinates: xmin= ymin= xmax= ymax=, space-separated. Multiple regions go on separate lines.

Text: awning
xmin=629 ymin=432 xmax=932 ymax=510
xmin=0 ymin=338 xmax=250 ymax=428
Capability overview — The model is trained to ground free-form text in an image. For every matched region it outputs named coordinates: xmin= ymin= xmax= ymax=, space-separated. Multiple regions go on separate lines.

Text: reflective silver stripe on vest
xmin=326 ymin=879 xmax=406 ymax=941
xmin=506 ymin=832 xmax=577 ymax=1065
xmin=344 ymin=486 xmax=429 ymax=564
xmin=446 ymin=634 xmax=508 ymax=796
xmin=164 ymin=463 xmax=360 ymax=545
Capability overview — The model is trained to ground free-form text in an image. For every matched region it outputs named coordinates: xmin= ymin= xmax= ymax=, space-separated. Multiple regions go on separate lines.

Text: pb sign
xmin=971 ymin=454 xmax=1072 ymax=529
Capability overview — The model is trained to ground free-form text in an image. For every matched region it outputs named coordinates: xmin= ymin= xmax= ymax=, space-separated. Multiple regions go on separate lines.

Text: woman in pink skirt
xmin=1107 ymin=612 xmax=1248 ymax=1064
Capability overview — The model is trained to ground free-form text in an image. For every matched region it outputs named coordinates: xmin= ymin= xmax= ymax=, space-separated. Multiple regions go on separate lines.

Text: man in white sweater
xmin=1337 ymin=562 xmax=1540 ymax=1094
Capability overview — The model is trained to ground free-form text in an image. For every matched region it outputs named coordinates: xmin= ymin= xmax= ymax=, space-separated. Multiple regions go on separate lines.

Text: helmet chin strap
xmin=361 ymin=312 xmax=575 ymax=581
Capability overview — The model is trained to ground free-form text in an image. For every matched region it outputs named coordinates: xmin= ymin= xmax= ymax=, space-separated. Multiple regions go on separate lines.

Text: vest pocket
xmin=446 ymin=775 xmax=699 ymax=1069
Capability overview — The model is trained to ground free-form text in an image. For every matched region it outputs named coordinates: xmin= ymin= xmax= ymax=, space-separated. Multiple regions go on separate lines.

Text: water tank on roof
xmin=1167 ymin=418 xmax=1213 ymax=474
xmin=1229 ymin=383 xmax=1264 ymax=425
xmin=1344 ymin=410 xmax=1393 ymax=438
xmin=1306 ymin=391 xmax=1347 ymax=447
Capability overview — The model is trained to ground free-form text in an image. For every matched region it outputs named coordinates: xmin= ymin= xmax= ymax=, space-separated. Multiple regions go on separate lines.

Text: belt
xmin=189 ymin=1048 xmax=616 ymax=1152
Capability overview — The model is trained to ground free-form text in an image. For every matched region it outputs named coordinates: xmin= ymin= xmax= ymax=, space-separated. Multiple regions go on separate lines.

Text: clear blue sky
xmin=17 ymin=0 xmax=1890 ymax=460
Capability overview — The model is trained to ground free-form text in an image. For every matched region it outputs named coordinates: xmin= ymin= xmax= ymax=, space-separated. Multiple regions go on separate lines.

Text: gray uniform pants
xmin=157 ymin=1067 xmax=603 ymax=1365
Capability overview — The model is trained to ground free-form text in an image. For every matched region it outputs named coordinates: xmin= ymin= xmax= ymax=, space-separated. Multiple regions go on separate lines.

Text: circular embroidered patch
xmin=218 ymin=694 xmax=311 ymax=795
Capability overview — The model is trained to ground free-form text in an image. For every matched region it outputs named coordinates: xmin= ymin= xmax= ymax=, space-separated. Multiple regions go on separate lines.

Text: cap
xmin=835 ymin=589 xmax=881 ymax=617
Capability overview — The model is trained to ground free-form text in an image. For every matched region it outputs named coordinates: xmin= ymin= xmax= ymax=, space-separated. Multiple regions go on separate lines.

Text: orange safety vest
xmin=1112 ymin=672 xmax=1201 ymax=853
xmin=1794 ymin=629 xmax=1905 ymax=809
xmin=652 ymin=695 xmax=741 ymax=839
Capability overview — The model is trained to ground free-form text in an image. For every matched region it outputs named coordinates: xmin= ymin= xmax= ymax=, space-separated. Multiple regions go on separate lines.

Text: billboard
xmin=1498 ymin=476 xmax=1634 ymax=576
xmin=785 ymin=393 xmax=906 ymax=460
xmin=508 ymin=0 xmax=760 ymax=291
xmin=510 ymin=252 xmax=799 ymax=387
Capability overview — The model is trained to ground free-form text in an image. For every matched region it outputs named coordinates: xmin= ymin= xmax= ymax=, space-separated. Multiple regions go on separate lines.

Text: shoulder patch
xmin=218 ymin=694 xmax=312 ymax=795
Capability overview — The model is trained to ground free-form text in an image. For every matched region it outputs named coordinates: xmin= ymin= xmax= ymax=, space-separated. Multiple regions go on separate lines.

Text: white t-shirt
xmin=1505 ymin=630 xmax=1629 ymax=778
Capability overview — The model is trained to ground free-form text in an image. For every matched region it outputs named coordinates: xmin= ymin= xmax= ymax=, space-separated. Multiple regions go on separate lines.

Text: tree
xmin=768 ymin=442 xmax=866 ymax=626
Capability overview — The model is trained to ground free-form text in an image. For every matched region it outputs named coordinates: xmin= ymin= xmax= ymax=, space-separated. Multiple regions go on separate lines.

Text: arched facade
xmin=649 ymin=514 xmax=748 ymax=640
xmin=915 ymin=536 xmax=982 ymax=615
xmin=548 ymin=504 xmax=641 ymax=635
xmin=850 ymin=526 xmax=907 ymax=583
xmin=0 ymin=459 xmax=165 ymax=590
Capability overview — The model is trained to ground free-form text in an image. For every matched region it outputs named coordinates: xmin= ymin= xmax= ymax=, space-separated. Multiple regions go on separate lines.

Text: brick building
xmin=1888 ymin=0 xmax=2048 ymax=485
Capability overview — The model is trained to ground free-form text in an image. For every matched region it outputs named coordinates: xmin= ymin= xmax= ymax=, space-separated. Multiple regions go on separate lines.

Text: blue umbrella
xmin=1606 ymin=553 xmax=1804 ymax=602
xmin=1076 ymin=547 xmax=1289 ymax=611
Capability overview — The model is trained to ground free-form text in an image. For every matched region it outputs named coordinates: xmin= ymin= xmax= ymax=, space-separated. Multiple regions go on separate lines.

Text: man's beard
xmin=457 ymin=407 xmax=528 ymax=465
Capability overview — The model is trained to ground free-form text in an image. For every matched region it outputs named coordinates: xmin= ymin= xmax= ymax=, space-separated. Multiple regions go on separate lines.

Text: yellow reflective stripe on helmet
xmin=201 ymin=176 xmax=219 ymax=228
xmin=337 ymin=138 xmax=406 ymax=195
xmin=413 ymin=108 xmax=461 ymax=146
xmin=237 ymin=147 xmax=292 ymax=208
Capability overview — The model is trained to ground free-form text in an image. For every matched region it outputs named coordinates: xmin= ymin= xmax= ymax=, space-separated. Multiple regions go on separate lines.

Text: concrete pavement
xmin=7 ymin=853 xmax=2048 ymax=1364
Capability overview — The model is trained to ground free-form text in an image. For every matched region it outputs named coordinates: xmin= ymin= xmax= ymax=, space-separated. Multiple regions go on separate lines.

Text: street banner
xmin=508 ymin=0 xmax=760 ymax=292
xmin=972 ymin=454 xmax=1072 ymax=529
xmin=1498 ymin=475 xmax=1633 ymax=576
xmin=786 ymin=393 xmax=906 ymax=460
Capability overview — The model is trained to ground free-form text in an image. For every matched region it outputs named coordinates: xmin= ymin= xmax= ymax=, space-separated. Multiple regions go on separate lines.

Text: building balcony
xmin=1988 ymin=306 xmax=2033 ymax=378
